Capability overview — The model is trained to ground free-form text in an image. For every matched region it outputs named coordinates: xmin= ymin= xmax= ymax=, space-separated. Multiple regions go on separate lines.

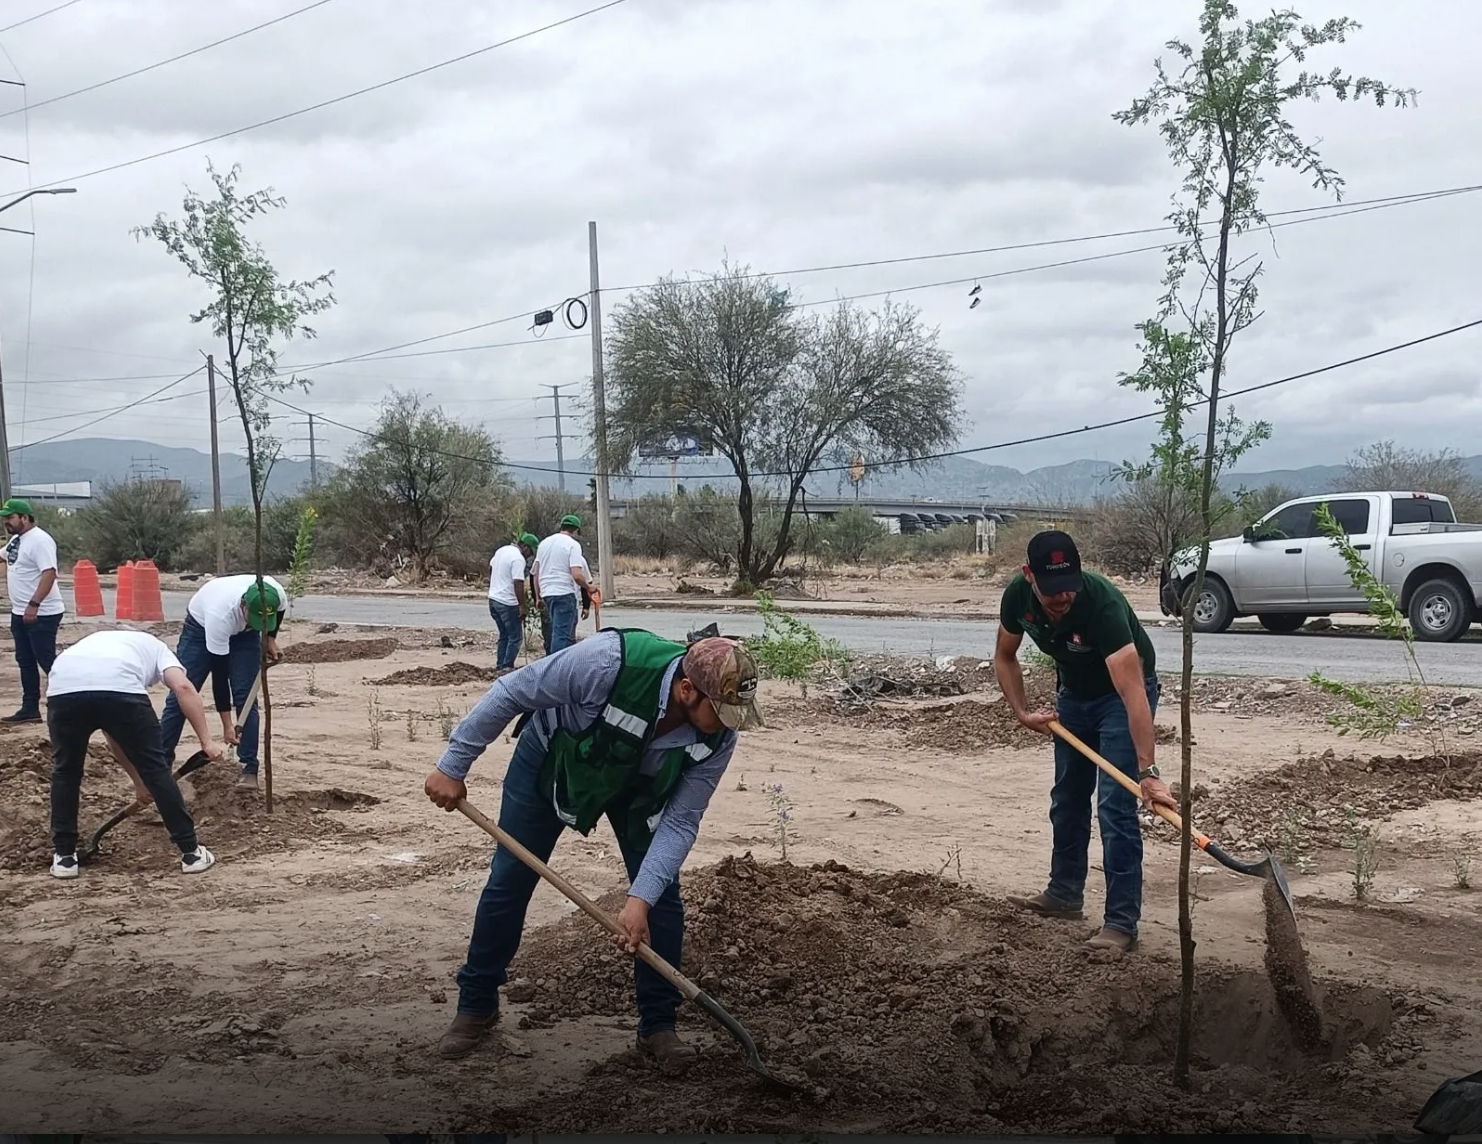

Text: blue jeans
xmin=11 ymin=610 xmax=61 ymax=714
xmin=455 ymin=731 xmax=686 ymax=1035
xmin=489 ymin=600 xmax=523 ymax=669
xmin=1045 ymin=675 xmax=1160 ymax=937
xmin=542 ymin=593 xmax=578 ymax=654
xmin=159 ymin=616 xmax=263 ymax=774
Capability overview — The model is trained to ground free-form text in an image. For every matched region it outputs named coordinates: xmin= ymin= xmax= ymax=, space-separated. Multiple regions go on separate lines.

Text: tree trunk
xmin=736 ymin=470 xmax=757 ymax=586
xmin=756 ymin=476 xmax=809 ymax=583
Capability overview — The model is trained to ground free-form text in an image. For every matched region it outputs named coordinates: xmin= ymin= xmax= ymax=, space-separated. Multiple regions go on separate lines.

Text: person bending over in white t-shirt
xmin=46 ymin=629 xmax=226 ymax=879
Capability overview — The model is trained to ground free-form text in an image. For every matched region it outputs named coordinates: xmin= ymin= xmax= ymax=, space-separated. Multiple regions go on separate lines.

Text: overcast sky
xmin=0 ymin=0 xmax=1477 ymax=488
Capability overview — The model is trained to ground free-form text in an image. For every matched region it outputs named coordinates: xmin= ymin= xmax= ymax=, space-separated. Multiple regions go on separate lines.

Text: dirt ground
xmin=2 ymin=626 xmax=1479 ymax=1134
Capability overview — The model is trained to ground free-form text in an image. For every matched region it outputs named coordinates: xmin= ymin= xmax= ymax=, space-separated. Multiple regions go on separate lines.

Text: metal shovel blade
xmin=1204 ymin=839 xmax=1296 ymax=922
xmin=692 ymin=989 xmax=803 ymax=1093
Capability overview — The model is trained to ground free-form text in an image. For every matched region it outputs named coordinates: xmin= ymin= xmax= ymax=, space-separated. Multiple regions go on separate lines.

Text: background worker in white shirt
xmin=2 ymin=497 xmax=65 ymax=724
xmin=488 ymin=533 xmax=537 ymax=672
xmin=532 ymin=514 xmax=589 ymax=655
xmin=159 ymin=573 xmax=287 ymax=792
xmin=46 ymin=629 xmax=225 ymax=879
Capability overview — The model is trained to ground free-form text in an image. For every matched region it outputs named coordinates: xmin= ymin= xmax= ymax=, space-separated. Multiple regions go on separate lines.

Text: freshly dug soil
xmin=0 ymin=734 xmax=382 ymax=873
xmin=492 ymin=854 xmax=1423 ymax=1133
xmin=279 ymin=637 xmax=399 ymax=664
xmin=370 ymin=662 xmax=497 ymax=687
xmin=1201 ymin=749 xmax=1482 ymax=849
xmin=1263 ymin=878 xmax=1326 ymax=1052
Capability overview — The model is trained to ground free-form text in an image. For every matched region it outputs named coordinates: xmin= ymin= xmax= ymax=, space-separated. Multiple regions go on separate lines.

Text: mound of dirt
xmin=497 ymin=854 xmax=1426 ymax=1133
xmin=279 ymin=637 xmax=399 ymax=664
xmin=370 ymin=662 xmax=497 ymax=687
xmin=0 ymin=734 xmax=382 ymax=873
xmin=1201 ymin=749 xmax=1482 ymax=849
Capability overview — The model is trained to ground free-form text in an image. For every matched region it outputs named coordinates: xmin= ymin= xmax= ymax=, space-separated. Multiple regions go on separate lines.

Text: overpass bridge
xmin=608 ymin=495 xmax=1094 ymax=523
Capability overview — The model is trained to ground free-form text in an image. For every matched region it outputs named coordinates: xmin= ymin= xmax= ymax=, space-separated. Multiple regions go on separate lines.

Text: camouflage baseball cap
xmin=682 ymin=637 xmax=760 ymax=731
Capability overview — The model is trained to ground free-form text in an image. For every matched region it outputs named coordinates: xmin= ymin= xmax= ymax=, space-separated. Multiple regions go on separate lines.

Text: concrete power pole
xmin=308 ymin=413 xmax=319 ymax=489
xmin=0 ymin=346 xmax=11 ymax=505
xmin=206 ymin=354 xmax=226 ymax=575
xmin=537 ymin=383 xmax=572 ymax=492
xmin=588 ymin=220 xmax=615 ymax=602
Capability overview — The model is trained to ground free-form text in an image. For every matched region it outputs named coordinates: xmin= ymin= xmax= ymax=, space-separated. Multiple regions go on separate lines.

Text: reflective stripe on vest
xmin=602 ymin=703 xmax=648 ymax=738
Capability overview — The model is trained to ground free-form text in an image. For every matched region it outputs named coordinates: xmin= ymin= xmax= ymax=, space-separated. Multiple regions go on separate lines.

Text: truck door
xmin=1235 ymin=500 xmax=1315 ymax=606
xmin=1304 ymin=496 xmax=1379 ymax=605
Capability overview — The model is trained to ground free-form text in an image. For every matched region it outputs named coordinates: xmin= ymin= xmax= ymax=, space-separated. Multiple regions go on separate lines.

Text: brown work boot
xmin=1086 ymin=926 xmax=1137 ymax=954
xmin=1006 ymin=891 xmax=1084 ymax=920
xmin=637 ymin=1028 xmax=698 ymax=1077
xmin=438 ymin=1011 xmax=498 ymax=1059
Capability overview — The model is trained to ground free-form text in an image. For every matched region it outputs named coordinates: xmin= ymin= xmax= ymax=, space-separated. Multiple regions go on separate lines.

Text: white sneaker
xmin=51 ymin=852 xmax=79 ymax=879
xmin=181 ymin=845 xmax=216 ymax=874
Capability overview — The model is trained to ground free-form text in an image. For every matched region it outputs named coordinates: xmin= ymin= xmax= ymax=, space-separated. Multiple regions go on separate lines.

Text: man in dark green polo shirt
xmin=993 ymin=529 xmax=1177 ymax=954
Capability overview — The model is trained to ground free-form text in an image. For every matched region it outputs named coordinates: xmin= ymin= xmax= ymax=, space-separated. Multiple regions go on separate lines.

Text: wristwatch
xmin=1137 ymin=765 xmax=1160 ymax=781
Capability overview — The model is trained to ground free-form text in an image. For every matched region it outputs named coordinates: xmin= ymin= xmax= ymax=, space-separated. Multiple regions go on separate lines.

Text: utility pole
xmin=536 ymin=383 xmax=576 ymax=491
xmin=588 ymin=220 xmax=615 ymax=602
xmin=206 ymin=354 xmax=225 ymax=574
xmin=0 ymin=188 xmax=77 ymax=504
xmin=307 ymin=413 xmax=318 ymax=489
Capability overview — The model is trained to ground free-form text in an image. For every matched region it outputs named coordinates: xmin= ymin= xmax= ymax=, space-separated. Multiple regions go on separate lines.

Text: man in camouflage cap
xmin=425 ymin=629 xmax=760 ymax=1074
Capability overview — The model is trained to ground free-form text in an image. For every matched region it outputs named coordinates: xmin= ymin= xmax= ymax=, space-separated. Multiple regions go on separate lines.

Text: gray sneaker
xmin=235 ymin=771 xmax=259 ymax=791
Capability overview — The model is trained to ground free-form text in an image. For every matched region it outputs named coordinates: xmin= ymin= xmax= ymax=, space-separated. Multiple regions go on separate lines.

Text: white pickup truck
xmin=1159 ymin=490 xmax=1482 ymax=641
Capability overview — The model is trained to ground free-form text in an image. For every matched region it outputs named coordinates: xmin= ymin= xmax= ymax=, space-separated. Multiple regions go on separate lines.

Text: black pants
xmin=48 ymin=691 xmax=199 ymax=856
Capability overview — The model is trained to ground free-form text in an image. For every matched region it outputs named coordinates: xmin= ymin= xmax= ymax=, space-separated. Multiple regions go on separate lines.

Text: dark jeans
xmin=456 ymin=731 xmax=686 ymax=1035
xmin=159 ymin=616 xmax=261 ymax=773
xmin=489 ymin=600 xmax=523 ymax=669
xmin=542 ymin=593 xmax=578 ymax=654
xmin=48 ymin=691 xmax=198 ymax=856
xmin=11 ymin=610 xmax=61 ymax=715
xmin=1045 ymin=675 xmax=1160 ymax=937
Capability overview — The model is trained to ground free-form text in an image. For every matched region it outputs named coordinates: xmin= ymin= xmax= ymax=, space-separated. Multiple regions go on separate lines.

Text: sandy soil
xmin=2 ymin=627 xmax=1479 ymax=1134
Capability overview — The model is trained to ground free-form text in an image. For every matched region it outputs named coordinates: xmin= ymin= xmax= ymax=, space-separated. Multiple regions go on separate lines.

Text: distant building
xmin=13 ymin=481 xmax=92 ymax=510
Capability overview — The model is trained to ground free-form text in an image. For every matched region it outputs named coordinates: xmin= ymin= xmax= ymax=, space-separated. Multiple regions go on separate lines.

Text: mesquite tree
xmin=136 ymin=161 xmax=335 ymax=813
xmin=1116 ymin=0 xmax=1412 ymax=1085
xmin=604 ymin=264 xmax=964 ymax=587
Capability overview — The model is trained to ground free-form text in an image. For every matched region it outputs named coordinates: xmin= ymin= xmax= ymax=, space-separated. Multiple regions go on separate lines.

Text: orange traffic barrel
xmin=72 ymin=559 xmax=104 ymax=617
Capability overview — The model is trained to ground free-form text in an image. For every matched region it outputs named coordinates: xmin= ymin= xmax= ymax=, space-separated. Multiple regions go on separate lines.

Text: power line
xmin=2 ymin=0 xmax=631 ymax=196
xmin=0 ymin=0 xmax=84 ymax=35
xmin=601 ymin=184 xmax=1482 ymax=294
xmin=10 ymin=367 xmax=203 ymax=452
xmin=262 ymin=316 xmax=1482 ymax=482
xmin=0 ymin=0 xmax=335 ymax=119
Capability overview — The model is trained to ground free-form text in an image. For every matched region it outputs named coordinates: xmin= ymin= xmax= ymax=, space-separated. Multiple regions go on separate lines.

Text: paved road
xmin=138 ymin=589 xmax=1482 ymax=686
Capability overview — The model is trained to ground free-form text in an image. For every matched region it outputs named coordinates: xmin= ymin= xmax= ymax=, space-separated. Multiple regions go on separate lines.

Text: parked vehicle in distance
xmin=1160 ymin=490 xmax=1482 ymax=641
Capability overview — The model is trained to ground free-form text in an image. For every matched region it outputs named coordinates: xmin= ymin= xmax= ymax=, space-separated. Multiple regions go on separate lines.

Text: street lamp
xmin=1 ymin=187 xmax=78 ymax=503
xmin=0 ymin=186 xmax=77 ymax=214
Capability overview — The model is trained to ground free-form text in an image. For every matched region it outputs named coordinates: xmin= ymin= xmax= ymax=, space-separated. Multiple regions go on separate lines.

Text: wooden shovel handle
xmin=454 ymin=798 xmax=701 ymax=1001
xmin=1046 ymin=719 xmax=1211 ymax=847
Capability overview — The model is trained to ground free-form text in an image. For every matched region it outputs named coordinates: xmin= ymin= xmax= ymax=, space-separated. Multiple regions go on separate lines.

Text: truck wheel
xmin=1409 ymin=577 xmax=1471 ymax=642
xmin=1183 ymin=577 xmax=1234 ymax=633
xmin=1258 ymin=613 xmax=1307 ymax=634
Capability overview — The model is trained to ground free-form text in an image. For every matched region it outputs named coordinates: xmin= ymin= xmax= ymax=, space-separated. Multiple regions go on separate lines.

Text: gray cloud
xmin=0 ymin=0 xmax=1478 ymax=489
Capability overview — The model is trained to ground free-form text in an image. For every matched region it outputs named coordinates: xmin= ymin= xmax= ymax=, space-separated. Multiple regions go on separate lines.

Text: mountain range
xmin=10 ymin=438 xmax=1479 ymax=507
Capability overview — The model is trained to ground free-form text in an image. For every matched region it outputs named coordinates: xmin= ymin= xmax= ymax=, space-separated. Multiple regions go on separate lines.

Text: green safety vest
xmin=536 ymin=628 xmax=729 ymax=855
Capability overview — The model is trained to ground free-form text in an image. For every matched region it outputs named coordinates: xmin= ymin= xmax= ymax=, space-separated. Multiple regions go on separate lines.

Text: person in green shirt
xmin=993 ymin=529 xmax=1177 ymax=954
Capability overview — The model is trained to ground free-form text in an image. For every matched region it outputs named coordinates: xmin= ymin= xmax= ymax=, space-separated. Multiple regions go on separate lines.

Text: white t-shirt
xmin=533 ymin=532 xmax=584 ymax=599
xmin=186 ymin=573 xmax=288 ymax=655
xmin=48 ymin=630 xmax=183 ymax=698
xmin=4 ymin=525 xmax=64 ymax=617
xmin=488 ymin=544 xmax=526 ymax=606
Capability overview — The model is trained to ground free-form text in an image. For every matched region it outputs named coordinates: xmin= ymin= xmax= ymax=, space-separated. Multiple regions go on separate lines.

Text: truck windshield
xmin=1391 ymin=497 xmax=1457 ymax=525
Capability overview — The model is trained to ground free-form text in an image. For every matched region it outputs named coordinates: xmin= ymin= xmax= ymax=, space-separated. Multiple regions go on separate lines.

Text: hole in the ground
xmin=276 ymin=788 xmax=383 ymax=811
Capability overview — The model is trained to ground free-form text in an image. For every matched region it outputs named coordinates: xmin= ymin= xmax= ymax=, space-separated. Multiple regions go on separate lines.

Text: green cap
xmin=242 ymin=582 xmax=282 ymax=632
xmin=518 ymin=532 xmax=539 ymax=549
xmin=1 ymin=497 xmax=33 ymax=517
xmin=560 ymin=514 xmax=582 ymax=531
